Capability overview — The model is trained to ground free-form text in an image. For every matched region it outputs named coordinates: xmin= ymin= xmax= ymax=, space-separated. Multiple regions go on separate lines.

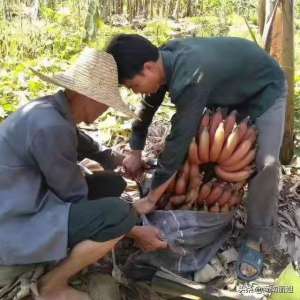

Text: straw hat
xmin=31 ymin=48 xmax=136 ymax=118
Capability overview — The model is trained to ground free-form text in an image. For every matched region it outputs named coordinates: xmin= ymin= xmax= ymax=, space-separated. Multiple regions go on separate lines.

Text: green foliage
xmin=189 ymin=16 xmax=231 ymax=37
xmin=297 ymin=1 xmax=300 ymax=17
xmin=270 ymin=263 xmax=300 ymax=300
xmin=0 ymin=0 xmax=299 ymax=148
xmin=0 ymin=3 xmax=87 ymax=116
xmin=0 ymin=0 xmax=258 ymax=120
xmin=144 ymin=20 xmax=172 ymax=46
xmin=98 ymin=112 xmax=132 ymax=146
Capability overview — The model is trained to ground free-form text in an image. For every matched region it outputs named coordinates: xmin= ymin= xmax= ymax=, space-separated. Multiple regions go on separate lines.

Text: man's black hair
xmin=106 ymin=34 xmax=159 ymax=84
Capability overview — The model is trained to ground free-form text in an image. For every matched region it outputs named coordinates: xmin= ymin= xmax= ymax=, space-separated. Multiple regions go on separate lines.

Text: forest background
xmin=0 ymin=0 xmax=299 ymax=157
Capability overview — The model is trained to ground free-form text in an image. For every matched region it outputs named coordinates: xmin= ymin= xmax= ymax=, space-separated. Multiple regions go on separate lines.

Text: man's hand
xmin=133 ymin=195 xmax=157 ymax=215
xmin=128 ymin=226 xmax=168 ymax=252
xmin=122 ymin=150 xmax=144 ymax=180
xmin=133 ymin=173 xmax=177 ymax=215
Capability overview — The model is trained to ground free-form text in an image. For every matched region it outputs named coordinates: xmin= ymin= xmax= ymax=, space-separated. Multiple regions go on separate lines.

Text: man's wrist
xmin=130 ymin=149 xmax=142 ymax=155
xmin=127 ymin=226 xmax=142 ymax=239
xmin=130 ymin=150 xmax=142 ymax=158
xmin=147 ymin=194 xmax=157 ymax=205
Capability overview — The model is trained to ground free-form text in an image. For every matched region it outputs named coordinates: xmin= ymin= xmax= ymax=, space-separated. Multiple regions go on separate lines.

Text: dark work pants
xmin=68 ymin=171 xmax=138 ymax=248
xmin=245 ymin=81 xmax=288 ymax=248
xmin=85 ymin=171 xmax=127 ymax=200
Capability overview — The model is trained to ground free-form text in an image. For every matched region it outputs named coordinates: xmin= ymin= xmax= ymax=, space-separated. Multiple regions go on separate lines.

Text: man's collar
xmin=52 ymin=90 xmax=75 ymax=125
xmin=159 ymin=50 xmax=174 ymax=89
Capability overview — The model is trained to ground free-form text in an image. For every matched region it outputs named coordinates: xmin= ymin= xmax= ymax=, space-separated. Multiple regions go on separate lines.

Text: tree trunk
xmin=138 ymin=0 xmax=144 ymax=16
xmin=261 ymin=0 xmax=295 ymax=164
xmin=46 ymin=0 xmax=55 ymax=9
xmin=84 ymin=0 xmax=98 ymax=41
xmin=144 ymin=0 xmax=149 ymax=18
xmin=161 ymin=1 xmax=166 ymax=17
xmin=128 ymin=0 xmax=133 ymax=21
xmin=149 ymin=0 xmax=153 ymax=18
xmin=172 ymin=0 xmax=179 ymax=19
xmin=156 ymin=0 xmax=160 ymax=17
xmin=273 ymin=0 xmax=294 ymax=164
xmin=169 ymin=0 xmax=174 ymax=17
xmin=31 ymin=0 xmax=40 ymax=21
xmin=134 ymin=0 xmax=138 ymax=17
xmin=258 ymin=0 xmax=266 ymax=36
xmin=3 ymin=0 xmax=12 ymax=20
xmin=117 ymin=0 xmax=123 ymax=14
xmin=112 ymin=0 xmax=115 ymax=14
xmin=191 ymin=0 xmax=199 ymax=16
xmin=186 ymin=0 xmax=192 ymax=17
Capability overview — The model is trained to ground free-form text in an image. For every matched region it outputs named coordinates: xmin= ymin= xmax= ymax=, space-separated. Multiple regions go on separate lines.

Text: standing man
xmin=0 ymin=48 xmax=167 ymax=300
xmin=106 ymin=34 xmax=287 ymax=281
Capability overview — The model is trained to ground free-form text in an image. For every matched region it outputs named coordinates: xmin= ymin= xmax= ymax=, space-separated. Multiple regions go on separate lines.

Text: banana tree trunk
xmin=260 ymin=0 xmax=295 ymax=164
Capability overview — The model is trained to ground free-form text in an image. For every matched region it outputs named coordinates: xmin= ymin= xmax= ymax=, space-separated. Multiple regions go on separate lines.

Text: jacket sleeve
xmin=76 ymin=129 xmax=99 ymax=160
xmin=30 ymin=125 xmax=88 ymax=203
xmin=151 ymin=85 xmax=208 ymax=189
xmin=77 ymin=129 xmax=123 ymax=170
xmin=130 ymin=87 xmax=167 ymax=150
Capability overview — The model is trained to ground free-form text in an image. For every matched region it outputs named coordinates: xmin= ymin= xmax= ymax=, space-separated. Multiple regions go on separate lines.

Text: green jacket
xmin=130 ymin=37 xmax=286 ymax=189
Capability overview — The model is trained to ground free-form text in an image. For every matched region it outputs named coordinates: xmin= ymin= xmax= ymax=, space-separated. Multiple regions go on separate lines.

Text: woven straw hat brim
xmin=32 ymin=70 xmax=136 ymax=119
xmin=30 ymin=48 xmax=136 ymax=118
